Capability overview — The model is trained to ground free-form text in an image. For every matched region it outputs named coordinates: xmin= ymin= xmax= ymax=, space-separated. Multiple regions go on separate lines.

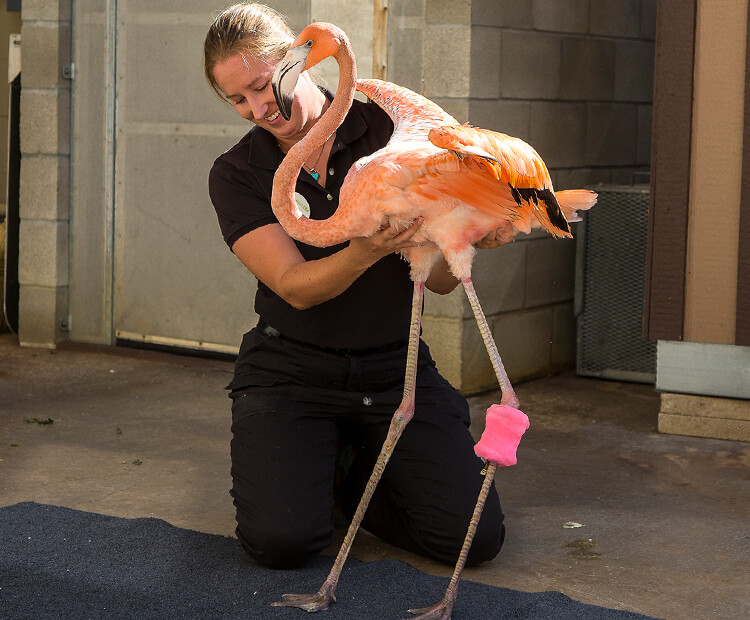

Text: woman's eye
xmin=256 ymin=81 xmax=269 ymax=92
xmin=233 ymin=96 xmax=246 ymax=105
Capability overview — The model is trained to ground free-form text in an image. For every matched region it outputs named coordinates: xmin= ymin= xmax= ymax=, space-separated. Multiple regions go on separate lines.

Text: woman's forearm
xmin=233 ymin=220 xmax=425 ymax=310
xmin=274 ymin=243 xmax=378 ymax=309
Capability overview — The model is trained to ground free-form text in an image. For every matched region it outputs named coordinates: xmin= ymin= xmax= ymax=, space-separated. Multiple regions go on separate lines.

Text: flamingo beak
xmin=272 ymin=40 xmax=313 ymax=121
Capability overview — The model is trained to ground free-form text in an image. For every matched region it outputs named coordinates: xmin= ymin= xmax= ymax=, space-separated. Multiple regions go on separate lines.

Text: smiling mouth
xmin=265 ymin=110 xmax=281 ymax=122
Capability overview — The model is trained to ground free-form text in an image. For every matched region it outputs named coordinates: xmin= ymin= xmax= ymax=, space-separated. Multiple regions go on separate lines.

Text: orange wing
xmin=428 ymin=125 xmax=571 ymax=238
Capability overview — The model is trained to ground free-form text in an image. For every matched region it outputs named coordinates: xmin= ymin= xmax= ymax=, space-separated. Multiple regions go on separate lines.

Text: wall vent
xmin=575 ymin=184 xmax=655 ymax=383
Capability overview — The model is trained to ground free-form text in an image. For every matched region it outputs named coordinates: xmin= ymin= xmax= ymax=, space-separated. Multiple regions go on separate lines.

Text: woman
xmin=204 ymin=2 xmax=507 ymax=570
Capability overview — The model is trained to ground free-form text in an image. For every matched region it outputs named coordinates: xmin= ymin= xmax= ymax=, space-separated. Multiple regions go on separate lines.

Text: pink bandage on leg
xmin=474 ymin=404 xmax=530 ymax=466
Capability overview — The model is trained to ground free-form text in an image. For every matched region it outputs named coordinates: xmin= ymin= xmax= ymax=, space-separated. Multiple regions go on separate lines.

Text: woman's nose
xmin=249 ymin=95 xmax=272 ymax=122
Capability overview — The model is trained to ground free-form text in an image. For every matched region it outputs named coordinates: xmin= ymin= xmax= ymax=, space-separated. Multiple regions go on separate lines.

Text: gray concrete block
xmin=468 ymin=99 xmax=530 ymax=139
xmin=460 ymin=316 xmax=498 ymax=394
xmin=590 ymin=0 xmax=641 ymax=38
xmin=473 ymin=0 xmax=533 ymax=29
xmin=19 ymin=155 xmax=70 ymax=220
xmin=421 ymin=315 xmax=462 ymax=388
xmin=18 ymin=284 xmax=68 ymax=348
xmin=493 ymin=306 xmax=553 ymax=383
xmin=610 ymin=167 xmax=647 ymax=186
xmin=429 ymin=97 xmax=469 ymax=124
xmin=18 ymin=220 xmax=69 ymax=288
xmin=658 ymin=413 xmax=750 ymax=442
xmin=423 ymin=26 xmax=470 ymax=98
xmin=586 ymin=103 xmax=638 ymax=166
xmin=20 ymin=90 xmax=70 ymax=155
xmin=21 ymin=22 xmax=71 ymax=89
xmin=529 ymin=102 xmax=587 ymax=168
xmin=551 ymin=301 xmax=576 ymax=368
xmin=389 ymin=0 xmax=424 ymax=18
xmin=22 ymin=0 xmax=71 ymax=21
xmin=426 ymin=0 xmax=470 ymax=24
xmin=501 ymin=31 xmax=561 ymax=100
xmin=637 ymin=104 xmax=652 ymax=165
xmin=424 ymin=286 xmax=464 ymax=319
xmin=468 ymin=241 xmax=527 ymax=318
xmin=525 ymin=237 xmax=575 ymax=307
xmin=560 ymin=37 xmax=615 ymax=101
xmin=660 ymin=392 xmax=750 ymax=422
xmin=389 ymin=28 xmax=423 ymax=93
xmin=554 ymin=167 xmax=610 ymax=190
xmin=640 ymin=0 xmax=657 ymax=40
xmin=614 ymin=39 xmax=655 ymax=103
xmin=469 ymin=27 xmax=501 ymax=99
xmin=270 ymin=0 xmax=310 ymax=35
xmin=533 ymin=0 xmax=589 ymax=34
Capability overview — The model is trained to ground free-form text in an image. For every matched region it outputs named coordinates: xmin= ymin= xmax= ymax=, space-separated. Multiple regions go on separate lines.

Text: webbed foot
xmin=271 ymin=585 xmax=336 ymax=613
xmin=407 ymin=597 xmax=455 ymax=620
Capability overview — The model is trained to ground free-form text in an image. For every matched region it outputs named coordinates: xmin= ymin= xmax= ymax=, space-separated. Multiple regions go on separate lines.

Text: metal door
xmin=112 ymin=2 xmax=255 ymax=353
xmin=71 ymin=1 xmax=375 ymax=353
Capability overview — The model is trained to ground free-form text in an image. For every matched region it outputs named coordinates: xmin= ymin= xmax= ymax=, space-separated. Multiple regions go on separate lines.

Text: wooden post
xmin=373 ymin=0 xmax=388 ymax=80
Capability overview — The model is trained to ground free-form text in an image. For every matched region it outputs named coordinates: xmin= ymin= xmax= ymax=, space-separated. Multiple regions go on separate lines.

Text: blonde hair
xmin=204 ymin=2 xmax=296 ymax=100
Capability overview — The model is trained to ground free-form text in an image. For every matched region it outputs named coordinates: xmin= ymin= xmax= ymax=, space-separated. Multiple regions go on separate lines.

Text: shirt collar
xmin=247 ymin=88 xmax=370 ymax=169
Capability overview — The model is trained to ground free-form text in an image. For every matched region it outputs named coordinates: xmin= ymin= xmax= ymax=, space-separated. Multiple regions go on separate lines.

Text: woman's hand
xmin=474 ymin=222 xmax=515 ymax=250
xmin=347 ymin=218 xmax=424 ymax=267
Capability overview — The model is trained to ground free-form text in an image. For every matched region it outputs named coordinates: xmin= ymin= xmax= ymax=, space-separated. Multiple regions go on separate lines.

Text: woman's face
xmin=212 ymin=52 xmax=323 ymax=145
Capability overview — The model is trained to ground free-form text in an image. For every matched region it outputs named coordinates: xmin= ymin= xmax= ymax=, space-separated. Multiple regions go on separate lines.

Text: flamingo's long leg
xmin=408 ymin=276 xmax=517 ymax=618
xmin=272 ymin=281 xmax=426 ymax=613
xmin=409 ymin=462 xmax=497 ymax=620
xmin=462 ymin=277 xmax=519 ymax=409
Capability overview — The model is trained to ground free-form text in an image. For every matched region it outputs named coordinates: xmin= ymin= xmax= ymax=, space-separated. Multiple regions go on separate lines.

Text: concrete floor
xmin=1 ymin=332 xmax=748 ymax=619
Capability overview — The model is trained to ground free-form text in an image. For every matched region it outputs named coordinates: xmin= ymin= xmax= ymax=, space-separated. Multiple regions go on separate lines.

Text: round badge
xmin=294 ymin=192 xmax=311 ymax=219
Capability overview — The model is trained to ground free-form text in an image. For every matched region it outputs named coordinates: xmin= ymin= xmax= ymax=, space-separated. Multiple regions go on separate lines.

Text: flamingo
xmin=268 ymin=22 xmax=596 ymax=619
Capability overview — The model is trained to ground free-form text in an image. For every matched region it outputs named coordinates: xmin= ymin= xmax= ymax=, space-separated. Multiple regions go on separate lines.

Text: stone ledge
xmin=658 ymin=392 xmax=750 ymax=442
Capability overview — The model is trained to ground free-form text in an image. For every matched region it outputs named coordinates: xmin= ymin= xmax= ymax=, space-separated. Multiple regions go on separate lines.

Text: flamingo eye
xmin=305 ymin=40 xmax=313 ymax=47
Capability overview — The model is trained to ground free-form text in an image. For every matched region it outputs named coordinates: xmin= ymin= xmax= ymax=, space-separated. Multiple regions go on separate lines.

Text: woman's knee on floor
xmin=425 ymin=492 xmax=505 ymax=567
xmin=463 ymin=511 xmax=505 ymax=567
xmin=235 ymin=519 xmax=333 ymax=570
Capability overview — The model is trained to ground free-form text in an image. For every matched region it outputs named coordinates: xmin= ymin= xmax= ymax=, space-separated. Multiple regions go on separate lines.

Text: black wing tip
xmin=508 ymin=184 xmax=571 ymax=235
xmin=539 ymin=188 xmax=571 ymax=234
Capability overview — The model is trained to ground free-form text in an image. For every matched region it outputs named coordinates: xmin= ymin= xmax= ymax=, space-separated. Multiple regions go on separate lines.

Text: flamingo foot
xmin=271 ymin=584 xmax=336 ymax=613
xmin=407 ymin=591 xmax=456 ymax=620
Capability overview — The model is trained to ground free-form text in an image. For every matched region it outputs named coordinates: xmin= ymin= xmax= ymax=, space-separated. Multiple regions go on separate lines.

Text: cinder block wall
xmin=18 ymin=0 xmax=71 ymax=347
xmin=390 ymin=0 xmax=656 ymax=393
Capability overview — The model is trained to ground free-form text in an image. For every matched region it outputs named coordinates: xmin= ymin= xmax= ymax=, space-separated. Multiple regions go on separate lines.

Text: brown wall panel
xmin=643 ymin=0 xmax=696 ymax=341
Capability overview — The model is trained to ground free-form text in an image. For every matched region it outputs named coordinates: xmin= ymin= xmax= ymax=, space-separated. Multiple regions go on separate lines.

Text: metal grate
xmin=575 ymin=185 xmax=656 ymax=383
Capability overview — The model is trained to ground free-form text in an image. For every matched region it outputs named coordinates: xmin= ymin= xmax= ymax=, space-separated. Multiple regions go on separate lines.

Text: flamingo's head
xmin=272 ymin=23 xmax=345 ymax=120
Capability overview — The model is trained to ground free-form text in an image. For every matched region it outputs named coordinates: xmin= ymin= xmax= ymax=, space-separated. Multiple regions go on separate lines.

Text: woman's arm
xmin=232 ymin=220 xmax=423 ymax=310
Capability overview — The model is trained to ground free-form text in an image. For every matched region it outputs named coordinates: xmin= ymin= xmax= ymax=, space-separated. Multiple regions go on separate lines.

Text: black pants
xmin=228 ymin=327 xmax=505 ymax=569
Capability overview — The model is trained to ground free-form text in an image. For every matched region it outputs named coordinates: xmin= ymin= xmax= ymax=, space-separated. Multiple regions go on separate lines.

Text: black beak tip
xmin=279 ymin=97 xmax=293 ymax=121
xmin=272 ymin=80 xmax=293 ymax=121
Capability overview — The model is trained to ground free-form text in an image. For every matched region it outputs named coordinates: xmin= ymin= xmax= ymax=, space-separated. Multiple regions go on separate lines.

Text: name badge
xmin=294 ymin=192 xmax=311 ymax=219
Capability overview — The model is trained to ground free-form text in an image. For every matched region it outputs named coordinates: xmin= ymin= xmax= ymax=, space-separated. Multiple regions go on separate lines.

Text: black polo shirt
xmin=208 ymin=95 xmax=415 ymax=351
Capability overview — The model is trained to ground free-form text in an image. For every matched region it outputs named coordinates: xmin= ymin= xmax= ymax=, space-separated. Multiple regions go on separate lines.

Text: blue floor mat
xmin=0 ymin=502 xmax=658 ymax=619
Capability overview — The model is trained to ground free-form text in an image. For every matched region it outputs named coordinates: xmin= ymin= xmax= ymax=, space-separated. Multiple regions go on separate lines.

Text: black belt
xmin=256 ymin=319 xmax=408 ymax=356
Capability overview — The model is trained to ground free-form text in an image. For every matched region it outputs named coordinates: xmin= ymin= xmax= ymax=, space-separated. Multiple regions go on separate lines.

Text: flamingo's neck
xmin=271 ymin=39 xmax=357 ymax=248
